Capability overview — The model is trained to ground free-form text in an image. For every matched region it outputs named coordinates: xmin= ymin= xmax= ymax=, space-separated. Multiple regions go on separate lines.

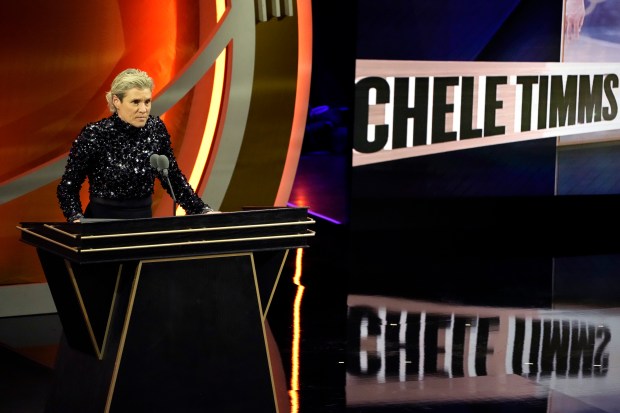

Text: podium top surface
xmin=18 ymin=207 xmax=315 ymax=263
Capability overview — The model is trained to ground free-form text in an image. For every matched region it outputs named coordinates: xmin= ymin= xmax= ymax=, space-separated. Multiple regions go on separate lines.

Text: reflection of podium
xmin=18 ymin=207 xmax=314 ymax=413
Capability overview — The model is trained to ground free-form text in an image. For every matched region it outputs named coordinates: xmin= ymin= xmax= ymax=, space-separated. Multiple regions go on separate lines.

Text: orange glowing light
xmin=176 ymin=0 xmax=227 ymax=216
xmin=289 ymin=247 xmax=305 ymax=412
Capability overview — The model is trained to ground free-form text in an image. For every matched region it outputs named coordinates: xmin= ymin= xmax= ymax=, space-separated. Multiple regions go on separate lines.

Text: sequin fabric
xmin=57 ymin=113 xmax=209 ymax=221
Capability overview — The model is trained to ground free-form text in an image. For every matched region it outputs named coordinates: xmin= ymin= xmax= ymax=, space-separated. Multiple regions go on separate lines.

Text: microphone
xmin=150 ymin=153 xmax=160 ymax=170
xmin=150 ymin=153 xmax=177 ymax=215
xmin=156 ymin=154 xmax=170 ymax=177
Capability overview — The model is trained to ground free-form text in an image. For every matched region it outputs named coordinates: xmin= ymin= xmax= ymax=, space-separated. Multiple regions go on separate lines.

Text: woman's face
xmin=114 ymin=87 xmax=152 ymax=127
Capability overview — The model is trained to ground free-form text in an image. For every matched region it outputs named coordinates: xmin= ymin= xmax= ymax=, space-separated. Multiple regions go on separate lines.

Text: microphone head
xmin=157 ymin=155 xmax=170 ymax=176
xmin=150 ymin=154 xmax=159 ymax=169
xmin=157 ymin=155 xmax=170 ymax=170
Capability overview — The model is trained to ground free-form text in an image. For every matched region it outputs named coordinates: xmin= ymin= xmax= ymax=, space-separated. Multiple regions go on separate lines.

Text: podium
xmin=18 ymin=207 xmax=315 ymax=413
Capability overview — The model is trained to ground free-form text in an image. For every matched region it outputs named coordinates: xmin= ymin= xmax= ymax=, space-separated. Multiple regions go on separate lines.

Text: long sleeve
xmin=56 ymin=114 xmax=212 ymax=221
xmin=56 ymin=126 xmax=96 ymax=221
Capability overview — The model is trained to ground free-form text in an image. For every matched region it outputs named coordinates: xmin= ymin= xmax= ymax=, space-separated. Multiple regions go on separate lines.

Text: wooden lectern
xmin=18 ymin=207 xmax=315 ymax=413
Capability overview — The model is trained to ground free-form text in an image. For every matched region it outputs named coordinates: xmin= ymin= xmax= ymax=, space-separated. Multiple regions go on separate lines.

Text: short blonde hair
xmin=105 ymin=68 xmax=154 ymax=112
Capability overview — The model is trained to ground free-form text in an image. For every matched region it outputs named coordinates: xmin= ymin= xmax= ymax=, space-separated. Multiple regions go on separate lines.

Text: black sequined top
xmin=57 ymin=113 xmax=210 ymax=221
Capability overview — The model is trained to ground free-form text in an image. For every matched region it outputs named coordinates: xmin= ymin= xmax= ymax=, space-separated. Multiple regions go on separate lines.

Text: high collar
xmin=111 ymin=112 xmax=146 ymax=134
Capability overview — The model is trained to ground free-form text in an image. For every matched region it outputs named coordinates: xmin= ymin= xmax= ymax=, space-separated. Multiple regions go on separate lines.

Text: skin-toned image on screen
xmin=558 ymin=0 xmax=620 ymax=195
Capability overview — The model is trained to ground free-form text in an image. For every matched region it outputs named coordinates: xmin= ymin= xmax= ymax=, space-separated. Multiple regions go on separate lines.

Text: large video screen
xmin=353 ymin=0 xmax=620 ymax=199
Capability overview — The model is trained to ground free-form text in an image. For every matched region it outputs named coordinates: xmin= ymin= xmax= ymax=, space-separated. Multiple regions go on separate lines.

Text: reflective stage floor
xmin=5 ymin=219 xmax=620 ymax=413
xmin=3 ymin=152 xmax=620 ymax=412
xmin=0 ymin=217 xmax=348 ymax=413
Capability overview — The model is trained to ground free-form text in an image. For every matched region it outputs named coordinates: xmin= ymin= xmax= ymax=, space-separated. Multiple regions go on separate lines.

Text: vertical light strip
xmin=256 ymin=0 xmax=268 ymax=22
xmin=178 ymin=0 xmax=227 ymax=215
xmin=190 ymin=48 xmax=225 ymax=188
xmin=419 ymin=312 xmax=425 ymax=381
xmin=398 ymin=310 xmax=407 ymax=382
xmin=283 ymin=0 xmax=294 ymax=16
xmin=288 ymin=247 xmax=304 ymax=413
xmin=271 ymin=0 xmax=281 ymax=16
xmin=522 ymin=317 xmax=533 ymax=375
xmin=377 ymin=307 xmax=386 ymax=383
xmin=445 ymin=313 xmax=454 ymax=378
xmin=467 ymin=317 xmax=478 ymax=377
xmin=505 ymin=316 xmax=515 ymax=375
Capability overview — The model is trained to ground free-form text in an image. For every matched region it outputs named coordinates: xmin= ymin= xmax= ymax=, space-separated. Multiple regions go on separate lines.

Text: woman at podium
xmin=56 ymin=68 xmax=214 ymax=222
